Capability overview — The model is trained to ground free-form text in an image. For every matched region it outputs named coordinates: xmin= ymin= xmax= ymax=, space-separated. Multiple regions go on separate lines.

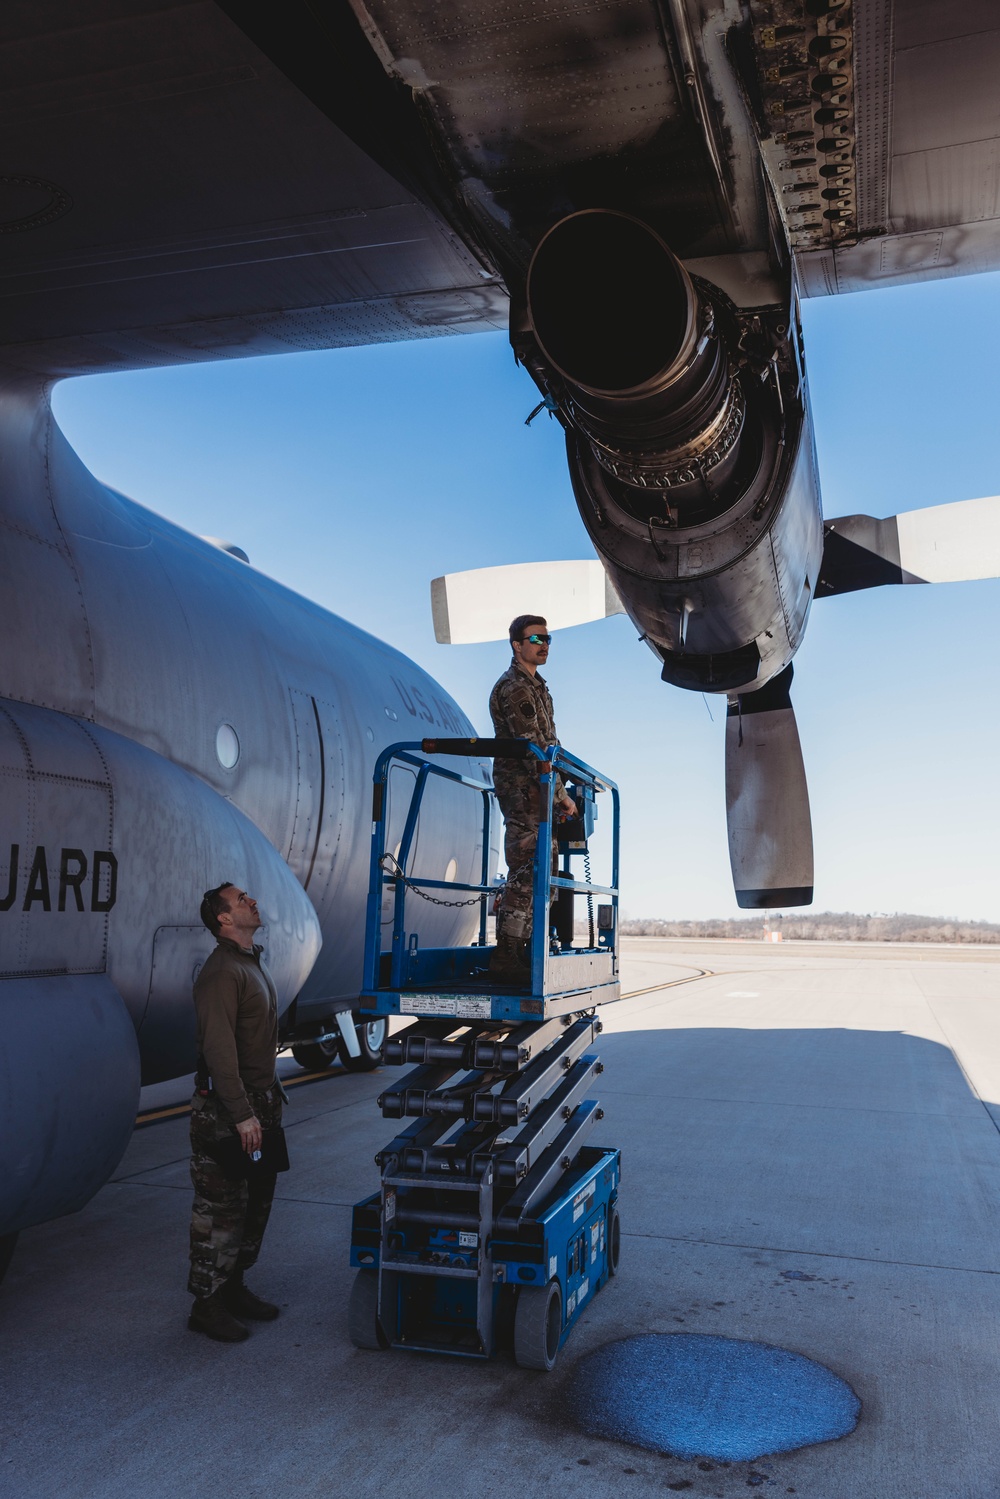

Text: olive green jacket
xmin=193 ymin=938 xmax=278 ymax=1123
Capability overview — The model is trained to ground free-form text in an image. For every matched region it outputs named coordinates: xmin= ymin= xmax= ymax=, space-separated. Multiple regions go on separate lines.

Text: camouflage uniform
xmin=187 ymin=939 xmax=282 ymax=1299
xmin=188 ymin=1085 xmax=283 ymax=1298
xmin=489 ymin=661 xmax=566 ymax=944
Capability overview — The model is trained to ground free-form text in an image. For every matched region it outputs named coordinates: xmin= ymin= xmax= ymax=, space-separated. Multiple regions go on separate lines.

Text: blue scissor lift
xmin=348 ymin=736 xmax=622 ymax=1370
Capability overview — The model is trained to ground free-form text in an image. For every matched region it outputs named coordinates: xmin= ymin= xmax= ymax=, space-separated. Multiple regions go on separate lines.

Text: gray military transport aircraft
xmin=3 ymin=1 xmax=1000 ymax=1267
xmin=0 ymin=378 xmax=495 ymax=1271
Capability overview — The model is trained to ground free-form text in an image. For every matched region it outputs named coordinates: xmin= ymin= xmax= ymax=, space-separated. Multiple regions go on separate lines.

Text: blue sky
xmin=54 ymin=269 xmax=1000 ymax=922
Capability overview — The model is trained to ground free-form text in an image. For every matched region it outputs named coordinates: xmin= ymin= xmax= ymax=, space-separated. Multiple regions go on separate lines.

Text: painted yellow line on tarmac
xmin=134 ymin=1067 xmax=339 ymax=1128
xmin=620 ymin=968 xmax=713 ymax=999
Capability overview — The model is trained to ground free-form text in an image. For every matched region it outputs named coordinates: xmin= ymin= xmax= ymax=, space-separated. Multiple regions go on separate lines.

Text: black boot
xmin=188 ymin=1289 xmax=250 ymax=1342
xmin=221 ymin=1272 xmax=280 ymax=1322
xmin=489 ymin=935 xmax=530 ymax=983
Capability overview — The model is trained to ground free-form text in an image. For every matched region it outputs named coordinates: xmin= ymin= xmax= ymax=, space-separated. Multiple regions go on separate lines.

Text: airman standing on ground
xmin=187 ymin=882 xmax=285 ymax=1342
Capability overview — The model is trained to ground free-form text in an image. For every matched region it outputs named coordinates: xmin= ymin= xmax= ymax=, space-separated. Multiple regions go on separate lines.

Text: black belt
xmin=195 ymin=1078 xmax=288 ymax=1104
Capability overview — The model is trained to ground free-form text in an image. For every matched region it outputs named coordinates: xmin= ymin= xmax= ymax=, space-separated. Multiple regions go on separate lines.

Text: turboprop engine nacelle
xmin=527 ymin=209 xmax=747 ymax=505
xmin=519 ymin=210 xmax=822 ymax=695
xmin=437 ymin=221 xmax=1000 ymax=911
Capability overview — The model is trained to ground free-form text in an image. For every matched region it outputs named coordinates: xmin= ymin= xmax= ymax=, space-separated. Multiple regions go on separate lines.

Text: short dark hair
xmin=509 ymin=614 xmax=547 ymax=644
xmin=200 ymin=882 xmax=235 ymax=937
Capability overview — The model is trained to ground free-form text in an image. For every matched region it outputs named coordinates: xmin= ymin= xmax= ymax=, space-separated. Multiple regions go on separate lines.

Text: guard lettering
xmin=59 ymin=848 xmax=88 ymax=912
xmin=0 ymin=845 xmax=118 ymax=914
xmin=92 ymin=851 xmax=118 ymax=913
xmin=0 ymin=844 xmax=18 ymax=912
xmin=23 ymin=846 xmax=51 ymax=911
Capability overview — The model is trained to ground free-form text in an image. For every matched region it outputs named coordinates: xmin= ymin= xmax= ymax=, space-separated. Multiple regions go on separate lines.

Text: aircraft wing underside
xmin=2 ymin=0 xmax=999 ymax=380
xmin=0 ymin=1 xmax=509 ymax=378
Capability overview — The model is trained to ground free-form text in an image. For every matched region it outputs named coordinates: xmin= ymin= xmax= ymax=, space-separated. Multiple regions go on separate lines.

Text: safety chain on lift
xmin=380 ymin=847 xmax=595 ymax=938
xmin=379 ymin=852 xmax=485 ymax=908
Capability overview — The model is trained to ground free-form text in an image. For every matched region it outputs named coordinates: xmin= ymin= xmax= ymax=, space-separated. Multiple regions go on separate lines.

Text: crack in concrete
xmin=596 ymin=1087 xmax=983 ymax=1119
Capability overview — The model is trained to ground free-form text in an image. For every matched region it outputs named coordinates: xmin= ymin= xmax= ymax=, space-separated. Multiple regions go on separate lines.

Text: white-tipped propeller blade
xmin=725 ymin=665 xmax=813 ymax=909
xmin=896 ymin=494 xmax=1000 ymax=581
xmin=431 ymin=559 xmax=624 ymax=644
xmin=818 ymin=493 xmax=1000 ymax=596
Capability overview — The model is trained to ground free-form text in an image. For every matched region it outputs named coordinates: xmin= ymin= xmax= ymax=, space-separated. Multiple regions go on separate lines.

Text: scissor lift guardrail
xmin=349 ymin=738 xmax=622 ymax=1370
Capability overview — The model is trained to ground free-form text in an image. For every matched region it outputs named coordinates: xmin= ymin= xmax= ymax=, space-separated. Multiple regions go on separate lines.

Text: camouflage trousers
xmin=496 ymin=811 xmax=558 ymax=943
xmin=188 ymin=1086 xmax=282 ymax=1299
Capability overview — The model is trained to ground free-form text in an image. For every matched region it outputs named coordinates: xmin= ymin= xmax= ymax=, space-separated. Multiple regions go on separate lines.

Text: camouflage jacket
xmin=489 ymin=660 xmax=565 ymax=810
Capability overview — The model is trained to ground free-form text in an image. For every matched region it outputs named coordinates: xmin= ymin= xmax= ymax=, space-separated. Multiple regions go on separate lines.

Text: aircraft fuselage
xmin=0 ymin=375 xmax=491 ymax=1236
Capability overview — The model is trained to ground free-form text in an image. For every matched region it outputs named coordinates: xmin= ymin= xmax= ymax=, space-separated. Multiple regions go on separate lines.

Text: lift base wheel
xmin=340 ymin=1015 xmax=387 ymax=1072
xmin=348 ymin=1269 xmax=388 ymax=1350
xmin=514 ymin=1279 xmax=562 ymax=1371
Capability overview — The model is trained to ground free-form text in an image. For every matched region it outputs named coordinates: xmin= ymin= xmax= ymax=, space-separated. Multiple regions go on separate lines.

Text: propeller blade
xmin=431 ymin=559 xmax=623 ymax=644
xmin=817 ymin=493 xmax=1000 ymax=596
xmin=725 ymin=665 xmax=813 ymax=909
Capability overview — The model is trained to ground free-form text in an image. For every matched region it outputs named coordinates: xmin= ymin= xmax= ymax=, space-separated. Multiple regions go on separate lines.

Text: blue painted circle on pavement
xmin=570 ymin=1333 xmax=860 ymax=1462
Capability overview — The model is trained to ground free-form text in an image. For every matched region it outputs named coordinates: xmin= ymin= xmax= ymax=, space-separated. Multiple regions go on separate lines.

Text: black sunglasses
xmin=522 ymin=633 xmax=552 ymax=645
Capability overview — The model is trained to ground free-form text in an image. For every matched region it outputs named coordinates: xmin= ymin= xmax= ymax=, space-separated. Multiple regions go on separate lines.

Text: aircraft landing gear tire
xmin=339 ymin=1014 xmax=387 ymax=1073
xmin=608 ymin=1203 xmax=621 ymax=1275
xmin=290 ymin=1038 xmax=339 ymax=1071
xmin=514 ymin=1279 xmax=562 ymax=1371
xmin=348 ymin=1269 xmax=388 ymax=1350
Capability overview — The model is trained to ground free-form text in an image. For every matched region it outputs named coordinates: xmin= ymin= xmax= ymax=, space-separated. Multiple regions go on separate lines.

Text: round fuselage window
xmin=216 ymin=723 xmax=240 ymax=769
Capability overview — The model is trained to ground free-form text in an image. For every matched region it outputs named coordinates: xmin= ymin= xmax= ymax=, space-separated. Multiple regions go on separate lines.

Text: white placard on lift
xmin=400 ymin=996 xmax=457 ymax=1017
xmin=399 ymin=995 xmax=493 ymax=1019
xmin=455 ymin=997 xmax=493 ymax=1018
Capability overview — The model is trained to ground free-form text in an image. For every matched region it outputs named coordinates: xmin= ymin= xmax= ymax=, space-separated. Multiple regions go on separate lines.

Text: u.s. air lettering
xmin=0 ymin=846 xmax=118 ymax=913
xmin=391 ymin=675 xmax=469 ymax=734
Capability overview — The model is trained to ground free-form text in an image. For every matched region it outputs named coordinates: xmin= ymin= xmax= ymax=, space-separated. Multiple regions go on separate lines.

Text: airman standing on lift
xmin=489 ymin=616 xmax=576 ymax=980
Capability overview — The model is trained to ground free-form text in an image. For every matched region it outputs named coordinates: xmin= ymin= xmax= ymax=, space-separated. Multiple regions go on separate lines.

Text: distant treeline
xmin=619 ymin=912 xmax=1000 ymax=944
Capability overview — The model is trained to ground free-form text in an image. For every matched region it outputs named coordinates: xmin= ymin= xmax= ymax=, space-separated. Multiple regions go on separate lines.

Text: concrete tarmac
xmin=4 ymin=937 xmax=1000 ymax=1499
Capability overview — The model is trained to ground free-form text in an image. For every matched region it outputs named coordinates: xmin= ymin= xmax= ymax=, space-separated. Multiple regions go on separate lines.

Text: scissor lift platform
xmin=348 ymin=738 xmax=622 ymax=1369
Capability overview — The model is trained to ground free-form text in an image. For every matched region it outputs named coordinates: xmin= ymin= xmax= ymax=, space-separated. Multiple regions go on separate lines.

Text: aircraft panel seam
xmin=42 ymin=404 xmax=96 ymax=712
xmin=0 ymin=703 xmax=36 ymax=974
xmin=0 ymin=964 xmax=106 ymax=980
xmin=853 ymin=0 xmax=895 ymax=234
xmin=303 ymin=696 xmax=327 ymax=893
xmin=0 ymin=516 xmax=71 ymax=554
xmin=75 ymin=721 xmax=115 ymax=976
xmin=0 ymin=702 xmax=33 ymax=776
xmin=0 ymin=767 xmax=107 ymax=790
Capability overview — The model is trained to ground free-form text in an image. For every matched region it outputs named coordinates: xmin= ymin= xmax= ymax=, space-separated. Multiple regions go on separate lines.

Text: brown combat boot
xmin=221 ymin=1273 xmax=280 ymax=1321
xmin=188 ymin=1289 xmax=250 ymax=1342
xmin=489 ymin=935 xmax=530 ymax=983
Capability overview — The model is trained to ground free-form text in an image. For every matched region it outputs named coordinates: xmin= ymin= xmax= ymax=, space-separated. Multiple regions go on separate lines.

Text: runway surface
xmin=4 ymin=937 xmax=1000 ymax=1499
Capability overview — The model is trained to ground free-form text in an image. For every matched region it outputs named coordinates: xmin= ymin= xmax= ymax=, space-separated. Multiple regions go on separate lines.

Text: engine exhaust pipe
xmin=526 ymin=210 xmax=745 ymax=498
